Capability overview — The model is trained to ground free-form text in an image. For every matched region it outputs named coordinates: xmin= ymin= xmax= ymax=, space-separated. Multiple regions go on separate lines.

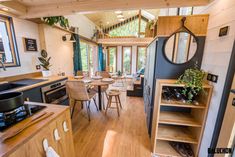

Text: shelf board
xmin=161 ymin=100 xmax=206 ymax=109
xmin=157 ymin=125 xmax=198 ymax=144
xmin=155 ymin=140 xmax=181 ymax=157
xmin=159 ymin=111 xmax=202 ymax=127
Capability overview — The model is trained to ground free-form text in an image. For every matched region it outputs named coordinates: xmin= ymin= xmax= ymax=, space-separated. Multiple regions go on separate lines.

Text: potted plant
xmin=177 ymin=67 xmax=206 ymax=103
xmin=43 ymin=16 xmax=69 ymax=29
xmin=38 ymin=50 xmax=52 ymax=77
xmin=117 ymin=70 xmax=122 ymax=76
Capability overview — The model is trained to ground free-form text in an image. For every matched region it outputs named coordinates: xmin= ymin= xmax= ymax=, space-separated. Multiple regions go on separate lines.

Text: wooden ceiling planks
xmin=0 ymin=0 xmax=210 ymax=19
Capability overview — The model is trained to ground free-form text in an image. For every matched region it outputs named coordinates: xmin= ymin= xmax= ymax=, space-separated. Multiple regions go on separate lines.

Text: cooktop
xmin=0 ymin=104 xmax=46 ymax=132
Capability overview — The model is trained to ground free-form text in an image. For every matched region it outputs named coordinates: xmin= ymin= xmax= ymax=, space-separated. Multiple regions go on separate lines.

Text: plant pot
xmin=42 ymin=70 xmax=52 ymax=77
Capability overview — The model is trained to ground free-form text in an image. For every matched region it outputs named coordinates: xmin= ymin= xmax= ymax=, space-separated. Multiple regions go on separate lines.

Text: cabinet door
xmin=9 ymin=120 xmax=58 ymax=157
xmin=23 ymin=87 xmax=43 ymax=102
xmin=55 ymin=110 xmax=75 ymax=157
xmin=9 ymin=110 xmax=75 ymax=157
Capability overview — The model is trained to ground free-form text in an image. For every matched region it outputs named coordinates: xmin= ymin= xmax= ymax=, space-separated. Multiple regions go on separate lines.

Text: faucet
xmin=0 ymin=57 xmax=6 ymax=71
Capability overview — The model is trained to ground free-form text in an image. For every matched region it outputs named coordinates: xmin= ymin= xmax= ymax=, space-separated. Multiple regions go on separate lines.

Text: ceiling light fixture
xmin=119 ymin=18 xmax=125 ymax=21
xmin=115 ymin=10 xmax=122 ymax=14
xmin=117 ymin=14 xmax=124 ymax=18
xmin=1 ymin=8 xmax=9 ymax=11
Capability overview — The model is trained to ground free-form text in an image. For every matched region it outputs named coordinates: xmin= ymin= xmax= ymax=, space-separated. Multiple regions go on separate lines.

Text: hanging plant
xmin=177 ymin=67 xmax=206 ymax=103
xmin=43 ymin=16 xmax=69 ymax=29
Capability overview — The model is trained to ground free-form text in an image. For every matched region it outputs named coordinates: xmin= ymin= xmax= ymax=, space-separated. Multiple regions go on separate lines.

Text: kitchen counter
xmin=0 ymin=101 xmax=74 ymax=157
xmin=12 ymin=76 xmax=68 ymax=92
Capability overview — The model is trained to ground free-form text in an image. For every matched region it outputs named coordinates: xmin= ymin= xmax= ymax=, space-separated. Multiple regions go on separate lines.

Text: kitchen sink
xmin=0 ymin=83 xmax=26 ymax=92
xmin=0 ymin=78 xmax=47 ymax=92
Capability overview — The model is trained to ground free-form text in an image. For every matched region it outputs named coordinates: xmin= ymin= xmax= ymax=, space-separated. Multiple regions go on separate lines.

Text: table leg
xmin=98 ymin=86 xmax=102 ymax=110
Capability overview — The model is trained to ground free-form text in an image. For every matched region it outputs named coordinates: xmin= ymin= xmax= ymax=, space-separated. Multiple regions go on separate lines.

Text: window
xmin=178 ymin=7 xmax=193 ymax=15
xmin=80 ymin=41 xmax=89 ymax=71
xmin=107 ymin=47 xmax=117 ymax=73
xmin=122 ymin=47 xmax=132 ymax=74
xmin=80 ymin=41 xmax=95 ymax=74
xmin=0 ymin=15 xmax=19 ymax=67
xmin=109 ymin=19 xmax=147 ymax=37
xmin=137 ymin=47 xmax=146 ymax=71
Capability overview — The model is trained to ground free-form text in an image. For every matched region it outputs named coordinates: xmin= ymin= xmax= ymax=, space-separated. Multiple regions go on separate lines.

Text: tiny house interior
xmin=0 ymin=0 xmax=234 ymax=157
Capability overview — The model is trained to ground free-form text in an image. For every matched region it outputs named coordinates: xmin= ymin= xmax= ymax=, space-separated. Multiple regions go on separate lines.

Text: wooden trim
xmin=136 ymin=46 xmax=147 ymax=71
xmin=0 ymin=15 xmax=19 ymax=67
xmin=107 ymin=46 xmax=117 ymax=73
xmin=0 ymin=72 xmax=42 ymax=82
xmin=122 ymin=46 xmax=132 ymax=74
xmin=20 ymin=0 xmax=210 ymax=19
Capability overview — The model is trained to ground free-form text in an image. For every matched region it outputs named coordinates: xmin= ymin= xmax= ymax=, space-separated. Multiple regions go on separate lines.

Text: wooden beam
xmin=21 ymin=0 xmax=210 ymax=19
xmin=97 ymin=37 xmax=153 ymax=46
xmin=0 ymin=1 xmax=27 ymax=15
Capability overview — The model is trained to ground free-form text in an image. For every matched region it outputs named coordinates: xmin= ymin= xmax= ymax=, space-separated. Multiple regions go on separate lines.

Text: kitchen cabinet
xmin=0 ymin=103 xmax=75 ymax=157
xmin=23 ymin=86 xmax=43 ymax=102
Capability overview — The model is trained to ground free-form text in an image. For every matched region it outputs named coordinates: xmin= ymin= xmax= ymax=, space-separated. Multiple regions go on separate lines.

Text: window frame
xmin=107 ymin=46 xmax=117 ymax=73
xmin=80 ymin=39 xmax=97 ymax=74
xmin=0 ymin=15 xmax=20 ymax=68
xmin=122 ymin=46 xmax=132 ymax=74
xmin=136 ymin=46 xmax=147 ymax=71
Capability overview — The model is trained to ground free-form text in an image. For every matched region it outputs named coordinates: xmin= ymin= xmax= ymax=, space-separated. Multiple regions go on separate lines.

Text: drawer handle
xmin=63 ymin=121 xmax=69 ymax=132
xmin=42 ymin=139 xmax=60 ymax=157
xmin=54 ymin=129 xmax=61 ymax=141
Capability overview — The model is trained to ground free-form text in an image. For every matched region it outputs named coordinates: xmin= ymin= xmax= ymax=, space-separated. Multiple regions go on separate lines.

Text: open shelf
xmin=157 ymin=125 xmax=198 ymax=144
xmin=155 ymin=140 xmax=181 ymax=157
xmin=159 ymin=111 xmax=202 ymax=127
xmin=161 ymin=99 xmax=206 ymax=109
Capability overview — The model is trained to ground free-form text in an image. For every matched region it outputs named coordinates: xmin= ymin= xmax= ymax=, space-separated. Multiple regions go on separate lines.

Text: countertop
xmin=1 ymin=76 xmax=68 ymax=93
xmin=0 ymin=101 xmax=70 ymax=157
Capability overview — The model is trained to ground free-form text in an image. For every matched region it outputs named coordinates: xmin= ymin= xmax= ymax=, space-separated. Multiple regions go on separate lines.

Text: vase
xmin=42 ymin=70 xmax=52 ymax=77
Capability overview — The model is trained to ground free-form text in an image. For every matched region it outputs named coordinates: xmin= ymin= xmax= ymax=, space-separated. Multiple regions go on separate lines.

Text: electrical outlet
xmin=207 ymin=73 xmax=218 ymax=83
xmin=36 ymin=65 xmax=41 ymax=70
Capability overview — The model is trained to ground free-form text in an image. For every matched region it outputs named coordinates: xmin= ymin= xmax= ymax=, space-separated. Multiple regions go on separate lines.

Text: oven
xmin=41 ymin=80 xmax=68 ymax=104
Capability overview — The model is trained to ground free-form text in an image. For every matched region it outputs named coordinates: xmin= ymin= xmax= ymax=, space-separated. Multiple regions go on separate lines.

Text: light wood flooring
xmin=71 ymin=92 xmax=151 ymax=157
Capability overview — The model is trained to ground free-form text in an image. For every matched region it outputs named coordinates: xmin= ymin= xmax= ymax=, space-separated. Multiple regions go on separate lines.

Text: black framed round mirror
xmin=164 ymin=31 xmax=198 ymax=64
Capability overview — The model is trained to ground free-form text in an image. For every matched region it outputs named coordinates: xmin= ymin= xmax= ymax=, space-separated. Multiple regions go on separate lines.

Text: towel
xmin=46 ymin=147 xmax=60 ymax=157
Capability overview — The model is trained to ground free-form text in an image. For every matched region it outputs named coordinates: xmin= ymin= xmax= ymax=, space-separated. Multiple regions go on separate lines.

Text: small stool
xmin=105 ymin=89 xmax=122 ymax=116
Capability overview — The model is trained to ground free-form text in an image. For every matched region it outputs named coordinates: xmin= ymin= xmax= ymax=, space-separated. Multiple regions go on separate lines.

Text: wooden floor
xmin=71 ymin=92 xmax=151 ymax=157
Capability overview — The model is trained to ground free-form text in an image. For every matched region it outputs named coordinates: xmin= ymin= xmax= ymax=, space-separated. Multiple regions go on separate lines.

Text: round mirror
xmin=164 ymin=32 xmax=198 ymax=64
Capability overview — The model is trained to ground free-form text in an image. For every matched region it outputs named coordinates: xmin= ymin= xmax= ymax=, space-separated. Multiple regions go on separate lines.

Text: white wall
xmin=66 ymin=14 xmax=96 ymax=39
xmin=193 ymin=0 xmax=235 ymax=156
xmin=0 ymin=14 xmax=97 ymax=77
xmin=0 ymin=17 xmax=41 ymax=77
xmin=43 ymin=25 xmax=74 ymax=76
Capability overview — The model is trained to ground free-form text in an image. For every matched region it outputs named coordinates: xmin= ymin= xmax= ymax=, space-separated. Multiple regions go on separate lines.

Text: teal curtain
xmin=98 ymin=44 xmax=105 ymax=71
xmin=73 ymin=34 xmax=82 ymax=75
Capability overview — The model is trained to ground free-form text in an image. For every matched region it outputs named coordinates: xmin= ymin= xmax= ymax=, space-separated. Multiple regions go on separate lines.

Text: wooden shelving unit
xmin=151 ymin=79 xmax=213 ymax=157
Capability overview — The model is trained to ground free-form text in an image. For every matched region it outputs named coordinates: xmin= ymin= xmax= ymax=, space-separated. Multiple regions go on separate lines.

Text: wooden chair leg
xmin=105 ymin=96 xmax=112 ymax=115
xmin=117 ymin=96 xmax=122 ymax=109
xmin=115 ymin=96 xmax=120 ymax=117
xmin=86 ymin=101 xmax=91 ymax=121
xmin=71 ymin=100 xmax=76 ymax=118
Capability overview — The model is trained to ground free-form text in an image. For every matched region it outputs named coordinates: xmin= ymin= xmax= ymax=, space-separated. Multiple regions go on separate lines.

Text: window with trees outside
xmin=80 ymin=41 xmax=95 ymax=74
xmin=109 ymin=19 xmax=147 ymax=37
xmin=137 ymin=47 xmax=146 ymax=71
xmin=122 ymin=47 xmax=132 ymax=74
xmin=107 ymin=47 xmax=117 ymax=73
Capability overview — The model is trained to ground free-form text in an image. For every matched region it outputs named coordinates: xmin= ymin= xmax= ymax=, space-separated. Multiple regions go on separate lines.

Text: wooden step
xmin=161 ymin=100 xmax=206 ymax=109
xmin=157 ymin=125 xmax=198 ymax=144
xmin=159 ymin=111 xmax=202 ymax=127
xmin=155 ymin=140 xmax=181 ymax=157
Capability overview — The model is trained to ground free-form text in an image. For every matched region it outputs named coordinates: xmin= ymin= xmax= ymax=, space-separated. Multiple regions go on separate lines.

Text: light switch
xmin=53 ymin=129 xmax=61 ymax=141
xmin=63 ymin=121 xmax=69 ymax=132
